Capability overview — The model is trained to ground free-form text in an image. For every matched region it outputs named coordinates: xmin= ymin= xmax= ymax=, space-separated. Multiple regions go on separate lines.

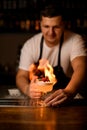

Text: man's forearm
xmin=16 ymin=75 xmax=30 ymax=96
xmin=64 ymin=67 xmax=86 ymax=96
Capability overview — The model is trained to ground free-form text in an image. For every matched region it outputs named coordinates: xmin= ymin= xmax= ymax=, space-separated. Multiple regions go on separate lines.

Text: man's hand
xmin=28 ymin=76 xmax=42 ymax=99
xmin=44 ymin=89 xmax=73 ymax=106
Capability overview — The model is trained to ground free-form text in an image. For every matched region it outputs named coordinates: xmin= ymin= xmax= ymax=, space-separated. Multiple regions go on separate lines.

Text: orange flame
xmin=29 ymin=59 xmax=57 ymax=84
xmin=44 ymin=63 xmax=57 ymax=84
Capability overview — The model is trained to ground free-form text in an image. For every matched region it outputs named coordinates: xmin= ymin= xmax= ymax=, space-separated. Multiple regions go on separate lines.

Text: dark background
xmin=0 ymin=0 xmax=87 ymax=86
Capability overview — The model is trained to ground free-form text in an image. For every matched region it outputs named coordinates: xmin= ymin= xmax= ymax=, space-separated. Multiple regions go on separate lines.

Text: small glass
xmin=36 ymin=81 xmax=53 ymax=93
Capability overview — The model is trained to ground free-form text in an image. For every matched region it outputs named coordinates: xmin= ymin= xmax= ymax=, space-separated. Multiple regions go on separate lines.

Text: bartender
xmin=16 ymin=2 xmax=87 ymax=106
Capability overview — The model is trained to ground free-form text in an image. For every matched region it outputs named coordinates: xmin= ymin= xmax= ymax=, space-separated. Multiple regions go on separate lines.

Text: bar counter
xmin=0 ymin=97 xmax=87 ymax=130
xmin=0 ymin=87 xmax=87 ymax=130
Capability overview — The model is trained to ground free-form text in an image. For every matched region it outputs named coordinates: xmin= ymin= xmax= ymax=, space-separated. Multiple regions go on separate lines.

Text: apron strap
xmin=38 ymin=33 xmax=64 ymax=67
xmin=38 ymin=36 xmax=44 ymax=60
xmin=58 ymin=33 xmax=64 ymax=67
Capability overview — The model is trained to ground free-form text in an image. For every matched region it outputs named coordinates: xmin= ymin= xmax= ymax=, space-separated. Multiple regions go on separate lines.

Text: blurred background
xmin=0 ymin=0 xmax=87 ymax=87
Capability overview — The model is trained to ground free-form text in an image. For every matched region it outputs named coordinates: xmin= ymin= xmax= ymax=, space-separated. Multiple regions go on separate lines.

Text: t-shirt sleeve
xmin=70 ymin=35 xmax=87 ymax=61
xmin=18 ymin=38 xmax=35 ymax=71
xmin=18 ymin=33 xmax=41 ymax=71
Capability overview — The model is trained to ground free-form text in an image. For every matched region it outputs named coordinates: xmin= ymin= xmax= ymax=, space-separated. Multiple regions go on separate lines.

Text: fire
xmin=29 ymin=59 xmax=57 ymax=84
xmin=44 ymin=63 xmax=57 ymax=84
xmin=29 ymin=63 xmax=37 ymax=81
xmin=29 ymin=59 xmax=57 ymax=93
xmin=37 ymin=59 xmax=57 ymax=84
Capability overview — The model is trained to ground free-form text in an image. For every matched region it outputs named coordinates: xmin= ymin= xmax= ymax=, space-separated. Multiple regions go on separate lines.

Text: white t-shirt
xmin=19 ymin=31 xmax=87 ymax=77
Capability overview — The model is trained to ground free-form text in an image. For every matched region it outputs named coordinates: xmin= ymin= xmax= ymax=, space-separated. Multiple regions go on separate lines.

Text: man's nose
xmin=49 ymin=27 xmax=54 ymax=34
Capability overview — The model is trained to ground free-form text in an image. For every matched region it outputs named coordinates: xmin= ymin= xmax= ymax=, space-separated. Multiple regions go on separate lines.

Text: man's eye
xmin=54 ymin=26 xmax=61 ymax=29
xmin=43 ymin=26 xmax=49 ymax=28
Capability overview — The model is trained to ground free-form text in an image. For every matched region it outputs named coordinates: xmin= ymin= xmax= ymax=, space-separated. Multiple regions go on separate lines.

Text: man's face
xmin=40 ymin=16 xmax=64 ymax=47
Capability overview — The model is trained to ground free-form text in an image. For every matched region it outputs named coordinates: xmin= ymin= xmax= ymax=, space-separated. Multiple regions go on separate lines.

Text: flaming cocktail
xmin=35 ymin=59 xmax=57 ymax=93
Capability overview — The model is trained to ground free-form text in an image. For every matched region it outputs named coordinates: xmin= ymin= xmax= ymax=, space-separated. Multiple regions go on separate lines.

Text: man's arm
xmin=16 ymin=69 xmax=42 ymax=98
xmin=16 ymin=69 xmax=30 ymax=95
xmin=44 ymin=56 xmax=87 ymax=106
xmin=65 ymin=56 xmax=87 ymax=95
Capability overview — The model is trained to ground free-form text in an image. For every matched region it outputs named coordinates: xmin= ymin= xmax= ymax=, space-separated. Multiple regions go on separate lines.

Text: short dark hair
xmin=40 ymin=1 xmax=65 ymax=20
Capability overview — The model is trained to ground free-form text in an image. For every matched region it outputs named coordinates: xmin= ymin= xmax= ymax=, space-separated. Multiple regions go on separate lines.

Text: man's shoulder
xmin=25 ymin=32 xmax=42 ymax=44
xmin=30 ymin=32 xmax=42 ymax=41
xmin=64 ymin=30 xmax=82 ymax=37
xmin=33 ymin=32 xmax=42 ymax=38
xmin=64 ymin=30 xmax=83 ymax=40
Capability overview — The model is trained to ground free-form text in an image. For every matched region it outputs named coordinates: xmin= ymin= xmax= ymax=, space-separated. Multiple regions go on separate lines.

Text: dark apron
xmin=35 ymin=34 xmax=70 ymax=90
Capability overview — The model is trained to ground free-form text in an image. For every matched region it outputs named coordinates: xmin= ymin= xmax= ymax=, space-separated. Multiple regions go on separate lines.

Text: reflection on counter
xmin=0 ymin=98 xmax=47 ymax=107
xmin=0 ymin=87 xmax=47 ymax=107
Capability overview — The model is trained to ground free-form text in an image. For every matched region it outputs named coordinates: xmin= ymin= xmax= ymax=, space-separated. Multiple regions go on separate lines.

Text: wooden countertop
xmin=0 ymin=98 xmax=87 ymax=130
